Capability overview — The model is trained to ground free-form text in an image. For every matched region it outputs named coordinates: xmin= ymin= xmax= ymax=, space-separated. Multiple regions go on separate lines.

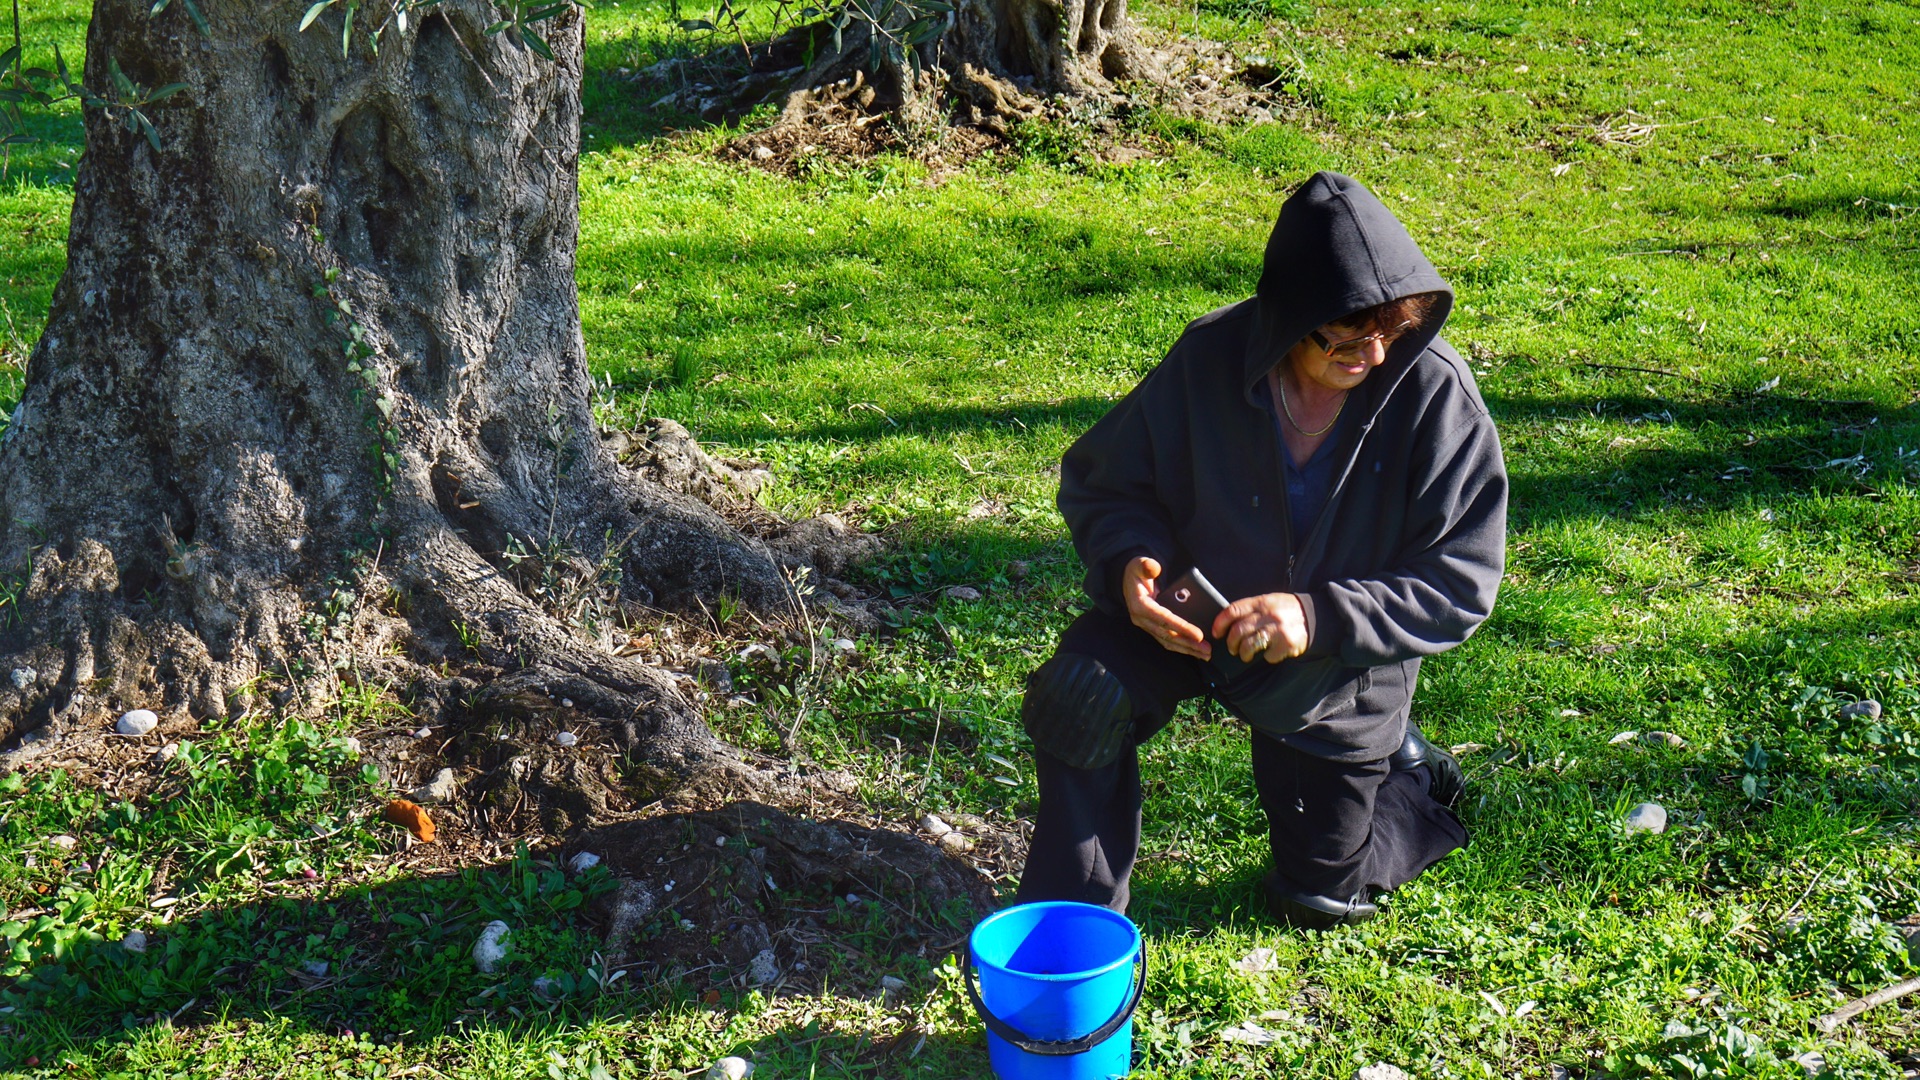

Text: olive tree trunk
xmin=0 ymin=0 xmax=839 ymax=764
xmin=666 ymin=0 xmax=1150 ymax=131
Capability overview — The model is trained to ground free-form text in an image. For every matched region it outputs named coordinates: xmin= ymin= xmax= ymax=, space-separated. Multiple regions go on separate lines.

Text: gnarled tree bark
xmin=660 ymin=0 xmax=1152 ymax=133
xmin=0 ymin=0 xmax=857 ymax=774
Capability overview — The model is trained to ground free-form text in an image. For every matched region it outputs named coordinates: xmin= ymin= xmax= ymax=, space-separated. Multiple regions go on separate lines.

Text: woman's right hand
xmin=1123 ymin=556 xmax=1213 ymax=660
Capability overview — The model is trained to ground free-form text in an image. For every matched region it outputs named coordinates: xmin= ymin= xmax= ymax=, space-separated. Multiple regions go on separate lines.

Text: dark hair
xmin=1332 ymin=292 xmax=1444 ymax=336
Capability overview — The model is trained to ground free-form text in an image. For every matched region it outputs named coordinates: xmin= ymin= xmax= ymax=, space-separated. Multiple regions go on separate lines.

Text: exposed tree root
xmin=645 ymin=0 xmax=1151 ymax=135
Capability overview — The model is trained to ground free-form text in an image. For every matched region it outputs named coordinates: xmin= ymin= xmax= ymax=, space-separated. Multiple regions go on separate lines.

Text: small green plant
xmin=1602 ymin=1020 xmax=1819 ymax=1080
xmin=0 ymin=558 xmax=26 ymax=629
xmin=1739 ymin=738 xmax=1770 ymax=801
xmin=311 ymin=269 xmax=403 ymax=498
xmin=500 ymin=531 xmax=625 ymax=635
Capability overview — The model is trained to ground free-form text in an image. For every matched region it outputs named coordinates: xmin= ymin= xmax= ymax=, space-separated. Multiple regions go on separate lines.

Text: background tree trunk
xmin=0 ymin=0 xmax=850 ymax=766
xmin=666 ymin=0 xmax=1151 ymax=131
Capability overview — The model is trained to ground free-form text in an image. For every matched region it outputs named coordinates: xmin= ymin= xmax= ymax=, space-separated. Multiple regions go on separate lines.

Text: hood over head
xmin=1244 ymin=171 xmax=1453 ymax=400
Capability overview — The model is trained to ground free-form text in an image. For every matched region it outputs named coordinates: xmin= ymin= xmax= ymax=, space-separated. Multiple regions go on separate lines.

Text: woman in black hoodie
xmin=1016 ymin=172 xmax=1508 ymax=928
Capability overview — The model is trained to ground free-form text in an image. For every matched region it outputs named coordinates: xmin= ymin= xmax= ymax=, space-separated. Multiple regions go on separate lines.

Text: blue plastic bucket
xmin=965 ymin=902 xmax=1145 ymax=1080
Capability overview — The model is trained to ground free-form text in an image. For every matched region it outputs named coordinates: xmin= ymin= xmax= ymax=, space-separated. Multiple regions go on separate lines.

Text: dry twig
xmin=1813 ymin=975 xmax=1920 ymax=1033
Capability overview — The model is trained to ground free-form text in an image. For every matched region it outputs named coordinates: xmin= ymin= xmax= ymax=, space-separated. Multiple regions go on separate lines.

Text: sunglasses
xmin=1308 ymin=321 xmax=1417 ymax=358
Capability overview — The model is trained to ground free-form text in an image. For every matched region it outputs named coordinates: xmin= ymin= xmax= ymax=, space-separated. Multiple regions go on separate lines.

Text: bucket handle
xmin=962 ymin=943 xmax=1146 ymax=1057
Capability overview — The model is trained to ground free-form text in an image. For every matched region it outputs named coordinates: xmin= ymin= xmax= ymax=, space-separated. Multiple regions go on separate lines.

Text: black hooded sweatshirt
xmin=1057 ymin=172 xmax=1508 ymax=760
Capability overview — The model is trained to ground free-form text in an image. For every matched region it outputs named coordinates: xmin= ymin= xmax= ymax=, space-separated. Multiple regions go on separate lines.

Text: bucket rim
xmin=968 ymin=900 xmax=1142 ymax=984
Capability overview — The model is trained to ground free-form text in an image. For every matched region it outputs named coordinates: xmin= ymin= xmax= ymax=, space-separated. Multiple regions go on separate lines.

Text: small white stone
xmin=121 ymin=930 xmax=148 ymax=953
xmin=560 ymin=698 xmax=574 ymax=709
xmin=881 ymin=975 xmax=907 ymax=993
xmin=1550 ymin=1067 xmax=1572 ymax=1080
xmin=153 ymin=743 xmax=179 ymax=764
xmin=413 ymin=726 xmax=432 ymax=739
xmin=301 ymin=960 xmax=330 ymax=977
xmin=1791 ymin=1051 xmax=1827 ymax=1078
xmin=715 ymin=834 xmax=729 ymax=847
xmin=8 ymin=667 xmax=34 ymax=690
xmin=1353 ymin=1065 xmax=1411 ymax=1080
xmin=748 ymin=948 xmax=779 ymax=986
xmin=920 ymin=814 xmax=952 ymax=837
xmin=709 ymin=1056 xmax=756 ymax=1080
xmin=473 ymin=920 xmax=511 ymax=973
xmin=568 ymin=851 xmax=601 ymax=874
xmin=1623 ymin=802 xmax=1668 ymax=835
xmin=49 ymin=834 xmax=78 ymax=850
xmin=944 ymin=585 xmax=983 ymax=602
xmin=830 ymin=637 xmax=856 ymax=656
xmin=938 ymin=832 xmax=973 ymax=854
xmin=1643 ymin=730 xmax=1687 ymax=748
xmin=751 ymin=144 xmax=775 ymax=161
xmin=1839 ymin=699 xmax=1883 ymax=721
xmin=410 ymin=768 xmax=458 ymax=804
xmin=1608 ymin=730 xmax=1639 ymax=745
xmin=554 ymin=731 xmax=578 ymax=747
xmin=341 ymin=737 xmax=363 ymax=756
xmin=116 ymin=709 xmax=159 ymax=737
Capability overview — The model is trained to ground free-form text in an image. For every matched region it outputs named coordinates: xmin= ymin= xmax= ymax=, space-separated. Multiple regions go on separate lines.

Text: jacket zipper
xmin=1265 ymin=370 xmax=1300 ymax=588
xmin=1267 ymin=380 xmax=1372 ymax=592
xmin=1263 ymin=347 xmax=1426 ymax=593
xmin=1269 ymin=413 xmax=1298 ymax=588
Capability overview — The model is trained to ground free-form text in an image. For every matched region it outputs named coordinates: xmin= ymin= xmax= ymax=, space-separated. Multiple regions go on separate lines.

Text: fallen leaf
xmin=1220 ymin=1020 xmax=1280 ymax=1045
xmin=383 ymin=799 xmax=435 ymax=843
xmin=1231 ymin=947 xmax=1279 ymax=973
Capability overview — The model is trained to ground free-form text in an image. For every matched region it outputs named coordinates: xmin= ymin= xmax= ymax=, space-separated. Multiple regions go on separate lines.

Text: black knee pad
xmin=1021 ymin=653 xmax=1136 ymax=770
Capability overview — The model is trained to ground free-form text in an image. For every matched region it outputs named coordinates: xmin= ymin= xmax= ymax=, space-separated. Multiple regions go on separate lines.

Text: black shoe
xmin=1262 ymin=871 xmax=1379 ymax=930
xmin=1389 ymin=722 xmax=1464 ymax=809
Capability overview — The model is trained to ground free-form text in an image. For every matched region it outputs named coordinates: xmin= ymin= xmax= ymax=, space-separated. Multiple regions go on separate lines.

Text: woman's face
xmin=1288 ymin=321 xmax=1406 ymax=393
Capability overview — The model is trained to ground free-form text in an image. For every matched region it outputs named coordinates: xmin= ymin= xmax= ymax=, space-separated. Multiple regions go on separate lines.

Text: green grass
xmin=5 ymin=0 xmax=1920 ymax=1075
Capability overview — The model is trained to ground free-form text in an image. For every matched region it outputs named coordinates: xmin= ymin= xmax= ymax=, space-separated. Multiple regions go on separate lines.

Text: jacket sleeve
xmin=1301 ymin=396 xmax=1507 ymax=666
xmin=1057 ymin=371 xmax=1183 ymax=619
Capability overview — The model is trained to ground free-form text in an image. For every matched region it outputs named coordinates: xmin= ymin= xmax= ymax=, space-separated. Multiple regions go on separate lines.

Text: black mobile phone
xmin=1158 ymin=566 xmax=1230 ymax=638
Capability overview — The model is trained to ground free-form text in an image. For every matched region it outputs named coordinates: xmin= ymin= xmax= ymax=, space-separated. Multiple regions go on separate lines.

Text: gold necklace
xmin=1271 ymin=368 xmax=1348 ymax=438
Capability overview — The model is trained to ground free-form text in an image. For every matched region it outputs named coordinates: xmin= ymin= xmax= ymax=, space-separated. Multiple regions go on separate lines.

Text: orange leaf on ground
xmin=383 ymin=798 xmax=436 ymax=842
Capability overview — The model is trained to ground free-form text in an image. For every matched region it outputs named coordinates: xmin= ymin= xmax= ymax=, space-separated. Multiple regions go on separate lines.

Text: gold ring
xmin=1247 ymin=631 xmax=1272 ymax=653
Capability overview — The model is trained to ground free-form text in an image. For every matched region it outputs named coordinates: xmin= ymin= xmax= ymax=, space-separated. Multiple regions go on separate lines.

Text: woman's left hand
xmin=1212 ymin=593 xmax=1310 ymax=664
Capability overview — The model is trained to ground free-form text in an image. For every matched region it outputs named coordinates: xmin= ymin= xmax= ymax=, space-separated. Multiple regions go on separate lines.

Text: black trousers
xmin=1015 ymin=610 xmax=1467 ymax=913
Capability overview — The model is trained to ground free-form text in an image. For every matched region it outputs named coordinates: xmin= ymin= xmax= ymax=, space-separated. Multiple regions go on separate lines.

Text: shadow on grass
xmin=579 ymin=0 xmax=753 ymax=151
xmin=0 ymin=807 xmax=991 ymax=1073
xmin=1488 ymin=388 xmax=1919 ymax=530
xmin=699 ymin=398 xmax=1116 ymax=446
